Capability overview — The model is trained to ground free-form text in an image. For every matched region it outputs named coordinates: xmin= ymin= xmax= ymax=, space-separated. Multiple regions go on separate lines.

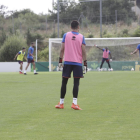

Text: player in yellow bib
xmin=14 ymin=48 xmax=27 ymax=74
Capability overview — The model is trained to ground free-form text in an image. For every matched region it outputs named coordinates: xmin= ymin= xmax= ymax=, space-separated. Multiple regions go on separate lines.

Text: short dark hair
xmin=31 ymin=42 xmax=34 ymax=45
xmin=22 ymin=47 xmax=26 ymax=50
xmin=71 ymin=20 xmax=79 ymax=29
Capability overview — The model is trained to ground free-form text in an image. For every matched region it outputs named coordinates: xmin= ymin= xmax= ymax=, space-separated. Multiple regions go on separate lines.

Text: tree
xmin=48 ymin=0 xmax=136 ymax=24
xmin=0 ymin=35 xmax=28 ymax=62
xmin=0 ymin=28 xmax=7 ymax=46
xmin=79 ymin=0 xmax=136 ymax=24
xmin=26 ymin=29 xmax=44 ymax=45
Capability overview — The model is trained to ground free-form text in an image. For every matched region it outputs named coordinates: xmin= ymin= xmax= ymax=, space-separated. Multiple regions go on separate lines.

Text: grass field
xmin=0 ymin=71 xmax=140 ymax=140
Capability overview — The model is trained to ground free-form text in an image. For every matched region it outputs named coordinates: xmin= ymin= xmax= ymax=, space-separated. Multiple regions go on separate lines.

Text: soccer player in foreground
xmin=96 ymin=45 xmax=112 ymax=71
xmin=24 ymin=42 xmax=38 ymax=75
xmin=131 ymin=44 xmax=140 ymax=56
xmin=14 ymin=48 xmax=27 ymax=74
xmin=55 ymin=20 xmax=87 ymax=110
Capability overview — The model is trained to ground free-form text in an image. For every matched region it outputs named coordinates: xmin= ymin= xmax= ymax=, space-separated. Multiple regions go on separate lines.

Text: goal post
xmin=49 ymin=37 xmax=140 ymax=72
xmin=49 ymin=38 xmax=62 ymax=72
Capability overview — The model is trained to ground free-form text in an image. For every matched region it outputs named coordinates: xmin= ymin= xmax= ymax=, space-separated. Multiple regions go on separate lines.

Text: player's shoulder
xmin=137 ymin=44 xmax=140 ymax=49
xmin=78 ymin=33 xmax=84 ymax=37
xmin=66 ymin=32 xmax=71 ymax=35
xmin=63 ymin=32 xmax=68 ymax=38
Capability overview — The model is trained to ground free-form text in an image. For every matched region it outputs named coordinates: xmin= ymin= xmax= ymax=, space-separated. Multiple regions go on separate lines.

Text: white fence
xmin=0 ymin=62 xmax=31 ymax=72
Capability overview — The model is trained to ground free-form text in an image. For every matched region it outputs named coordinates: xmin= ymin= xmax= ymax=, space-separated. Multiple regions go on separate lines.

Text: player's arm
xmin=82 ymin=44 xmax=87 ymax=61
xmin=29 ymin=49 xmax=34 ymax=57
xmin=131 ymin=49 xmax=138 ymax=55
xmin=24 ymin=56 xmax=27 ymax=61
xmin=60 ymin=43 xmax=65 ymax=59
xmin=82 ymin=44 xmax=87 ymax=73
xmin=109 ymin=53 xmax=112 ymax=61
xmin=59 ymin=43 xmax=65 ymax=67
xmin=14 ymin=53 xmax=19 ymax=60
xmin=24 ymin=53 xmax=27 ymax=61
xmin=95 ymin=45 xmax=103 ymax=51
xmin=109 ymin=53 xmax=112 ymax=59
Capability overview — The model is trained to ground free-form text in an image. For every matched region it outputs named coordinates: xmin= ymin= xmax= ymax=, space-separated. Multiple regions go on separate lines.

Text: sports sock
xmin=60 ymin=77 xmax=68 ymax=98
xmin=60 ymin=98 xmax=64 ymax=104
xmin=73 ymin=78 xmax=80 ymax=98
xmin=34 ymin=70 xmax=36 ymax=73
xmin=24 ymin=70 xmax=26 ymax=73
xmin=73 ymin=98 xmax=77 ymax=105
xmin=108 ymin=62 xmax=111 ymax=69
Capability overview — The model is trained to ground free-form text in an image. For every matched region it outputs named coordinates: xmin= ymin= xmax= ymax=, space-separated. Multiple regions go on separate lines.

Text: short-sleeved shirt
xmin=27 ymin=47 xmax=34 ymax=59
xmin=62 ymin=31 xmax=86 ymax=66
xmin=137 ymin=44 xmax=140 ymax=55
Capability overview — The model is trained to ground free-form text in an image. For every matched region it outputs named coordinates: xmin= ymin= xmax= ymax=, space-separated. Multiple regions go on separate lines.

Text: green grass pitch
xmin=0 ymin=71 xmax=140 ymax=140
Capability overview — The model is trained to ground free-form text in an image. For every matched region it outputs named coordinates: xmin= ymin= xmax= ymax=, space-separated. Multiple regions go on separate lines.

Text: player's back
xmin=64 ymin=31 xmax=84 ymax=64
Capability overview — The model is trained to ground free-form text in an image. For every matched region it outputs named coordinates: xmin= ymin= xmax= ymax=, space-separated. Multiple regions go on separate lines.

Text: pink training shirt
xmin=63 ymin=32 xmax=85 ymax=64
xmin=102 ymin=49 xmax=110 ymax=58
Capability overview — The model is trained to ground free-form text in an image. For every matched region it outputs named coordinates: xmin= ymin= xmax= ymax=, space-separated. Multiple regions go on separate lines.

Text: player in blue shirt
xmin=24 ymin=42 xmax=38 ymax=75
xmin=131 ymin=44 xmax=140 ymax=56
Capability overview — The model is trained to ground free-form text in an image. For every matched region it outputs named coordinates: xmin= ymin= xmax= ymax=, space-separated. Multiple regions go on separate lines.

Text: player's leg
xmin=73 ymin=78 xmax=80 ymax=103
xmin=106 ymin=59 xmax=111 ymax=69
xmin=32 ymin=61 xmax=38 ymax=75
xmin=100 ymin=58 xmax=105 ymax=69
xmin=24 ymin=60 xmax=30 ymax=75
xmin=55 ymin=65 xmax=72 ymax=109
xmin=19 ymin=62 xmax=23 ymax=74
xmin=71 ymin=65 xmax=83 ymax=110
xmin=18 ymin=61 xmax=23 ymax=74
xmin=60 ymin=77 xmax=69 ymax=100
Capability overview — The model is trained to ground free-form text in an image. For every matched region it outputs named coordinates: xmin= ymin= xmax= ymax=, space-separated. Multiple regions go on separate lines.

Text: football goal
xmin=49 ymin=37 xmax=140 ymax=71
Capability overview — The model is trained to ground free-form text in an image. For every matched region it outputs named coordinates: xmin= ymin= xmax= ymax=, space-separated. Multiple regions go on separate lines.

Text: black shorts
xmin=27 ymin=58 xmax=34 ymax=63
xmin=62 ymin=64 xmax=83 ymax=78
xmin=102 ymin=58 xmax=109 ymax=62
xmin=17 ymin=60 xmax=23 ymax=64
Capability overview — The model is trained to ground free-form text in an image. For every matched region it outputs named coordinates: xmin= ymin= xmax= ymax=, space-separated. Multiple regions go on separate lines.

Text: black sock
xmin=100 ymin=60 xmax=105 ymax=69
xmin=60 ymin=77 xmax=68 ymax=98
xmin=73 ymin=78 xmax=80 ymax=98
xmin=107 ymin=62 xmax=111 ymax=69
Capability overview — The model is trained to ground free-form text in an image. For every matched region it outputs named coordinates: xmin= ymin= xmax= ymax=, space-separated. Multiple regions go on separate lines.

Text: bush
xmin=87 ymin=34 xmax=94 ymax=38
xmin=0 ymin=35 xmax=28 ymax=61
xmin=50 ymin=32 xmax=57 ymax=38
xmin=103 ymin=30 xmax=107 ymax=35
xmin=103 ymin=33 xmax=113 ymax=38
xmin=61 ymin=30 xmax=65 ymax=38
xmin=0 ymin=29 xmax=7 ymax=46
xmin=122 ymin=29 xmax=129 ymax=35
xmin=133 ymin=28 xmax=140 ymax=37
xmin=38 ymin=48 xmax=49 ymax=61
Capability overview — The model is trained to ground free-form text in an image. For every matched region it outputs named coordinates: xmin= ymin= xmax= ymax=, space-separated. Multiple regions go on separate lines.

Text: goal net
xmin=49 ymin=37 xmax=140 ymax=71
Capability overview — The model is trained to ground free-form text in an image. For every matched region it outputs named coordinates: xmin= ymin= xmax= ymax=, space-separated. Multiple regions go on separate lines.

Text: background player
xmin=131 ymin=44 xmax=140 ymax=56
xmin=24 ymin=42 xmax=38 ymax=75
xmin=55 ymin=20 xmax=87 ymax=110
xmin=96 ymin=45 xmax=112 ymax=71
xmin=14 ymin=47 xmax=27 ymax=74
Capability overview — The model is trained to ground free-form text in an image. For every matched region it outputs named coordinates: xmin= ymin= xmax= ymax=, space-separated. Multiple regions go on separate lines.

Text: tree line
xmin=0 ymin=0 xmax=140 ymax=62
